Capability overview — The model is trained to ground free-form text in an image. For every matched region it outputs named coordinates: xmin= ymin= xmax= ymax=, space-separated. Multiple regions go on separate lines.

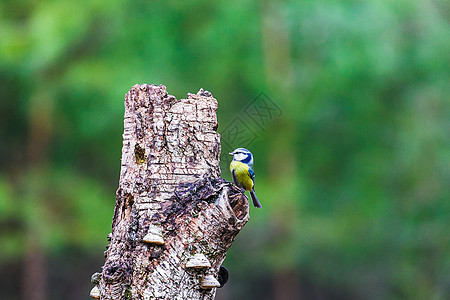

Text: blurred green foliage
xmin=0 ymin=0 xmax=448 ymax=299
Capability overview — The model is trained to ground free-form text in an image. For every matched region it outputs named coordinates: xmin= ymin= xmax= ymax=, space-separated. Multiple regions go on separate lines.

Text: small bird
xmin=229 ymin=148 xmax=262 ymax=208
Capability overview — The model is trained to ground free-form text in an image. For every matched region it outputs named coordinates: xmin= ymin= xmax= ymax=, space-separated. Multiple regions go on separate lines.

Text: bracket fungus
xmin=89 ymin=285 xmax=100 ymax=299
xmin=89 ymin=272 xmax=101 ymax=299
xmin=185 ymin=253 xmax=211 ymax=269
xmin=142 ymin=225 xmax=164 ymax=245
xmin=91 ymin=272 xmax=101 ymax=285
xmin=200 ymin=274 xmax=221 ymax=289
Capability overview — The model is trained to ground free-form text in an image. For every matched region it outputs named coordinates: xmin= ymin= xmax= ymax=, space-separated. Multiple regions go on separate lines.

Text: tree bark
xmin=95 ymin=84 xmax=249 ymax=299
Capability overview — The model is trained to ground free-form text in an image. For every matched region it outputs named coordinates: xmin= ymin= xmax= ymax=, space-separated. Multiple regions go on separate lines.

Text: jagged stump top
xmin=121 ymin=84 xmax=221 ymax=209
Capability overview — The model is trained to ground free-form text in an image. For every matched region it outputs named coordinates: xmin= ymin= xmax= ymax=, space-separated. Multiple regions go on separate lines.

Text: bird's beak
xmin=229 ymin=152 xmax=233 ymax=155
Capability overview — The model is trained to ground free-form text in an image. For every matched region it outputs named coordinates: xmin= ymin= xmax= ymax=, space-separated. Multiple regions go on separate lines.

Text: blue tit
xmin=229 ymin=148 xmax=262 ymax=208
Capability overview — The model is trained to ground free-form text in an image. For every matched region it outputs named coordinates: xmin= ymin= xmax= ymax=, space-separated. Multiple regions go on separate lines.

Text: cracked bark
xmin=95 ymin=84 xmax=249 ymax=299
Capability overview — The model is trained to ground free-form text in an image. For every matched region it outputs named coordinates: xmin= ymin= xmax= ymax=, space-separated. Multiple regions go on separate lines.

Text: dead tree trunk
xmin=93 ymin=84 xmax=249 ymax=299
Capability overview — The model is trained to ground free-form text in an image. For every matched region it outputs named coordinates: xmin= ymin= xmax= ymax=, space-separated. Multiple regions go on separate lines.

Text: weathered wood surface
xmin=96 ymin=84 xmax=249 ymax=299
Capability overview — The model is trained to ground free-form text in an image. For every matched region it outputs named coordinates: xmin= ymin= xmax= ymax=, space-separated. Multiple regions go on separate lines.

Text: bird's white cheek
xmin=234 ymin=153 xmax=247 ymax=161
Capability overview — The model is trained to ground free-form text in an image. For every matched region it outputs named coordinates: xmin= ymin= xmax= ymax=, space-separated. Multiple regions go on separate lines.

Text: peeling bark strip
xmin=98 ymin=84 xmax=249 ymax=299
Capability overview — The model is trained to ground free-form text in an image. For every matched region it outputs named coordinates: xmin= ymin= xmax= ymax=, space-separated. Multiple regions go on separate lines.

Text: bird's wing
xmin=248 ymin=167 xmax=255 ymax=181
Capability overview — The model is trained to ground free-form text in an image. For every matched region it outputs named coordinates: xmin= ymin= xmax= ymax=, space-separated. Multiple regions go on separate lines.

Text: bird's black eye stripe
xmin=241 ymin=153 xmax=252 ymax=164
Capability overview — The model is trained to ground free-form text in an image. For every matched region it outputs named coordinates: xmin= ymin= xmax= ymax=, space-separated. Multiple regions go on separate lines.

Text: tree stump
xmin=95 ymin=84 xmax=249 ymax=299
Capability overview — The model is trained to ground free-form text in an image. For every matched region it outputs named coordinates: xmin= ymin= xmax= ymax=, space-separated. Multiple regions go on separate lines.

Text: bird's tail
xmin=250 ymin=188 xmax=262 ymax=208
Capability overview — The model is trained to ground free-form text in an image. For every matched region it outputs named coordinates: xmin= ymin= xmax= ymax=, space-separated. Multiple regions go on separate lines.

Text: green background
xmin=0 ymin=0 xmax=448 ymax=299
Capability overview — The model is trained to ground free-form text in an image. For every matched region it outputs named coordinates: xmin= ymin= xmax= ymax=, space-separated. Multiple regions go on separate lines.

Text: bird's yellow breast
xmin=230 ymin=161 xmax=254 ymax=191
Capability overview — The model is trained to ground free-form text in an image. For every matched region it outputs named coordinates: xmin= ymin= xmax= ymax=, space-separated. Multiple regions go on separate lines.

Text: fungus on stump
xmin=96 ymin=84 xmax=249 ymax=299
